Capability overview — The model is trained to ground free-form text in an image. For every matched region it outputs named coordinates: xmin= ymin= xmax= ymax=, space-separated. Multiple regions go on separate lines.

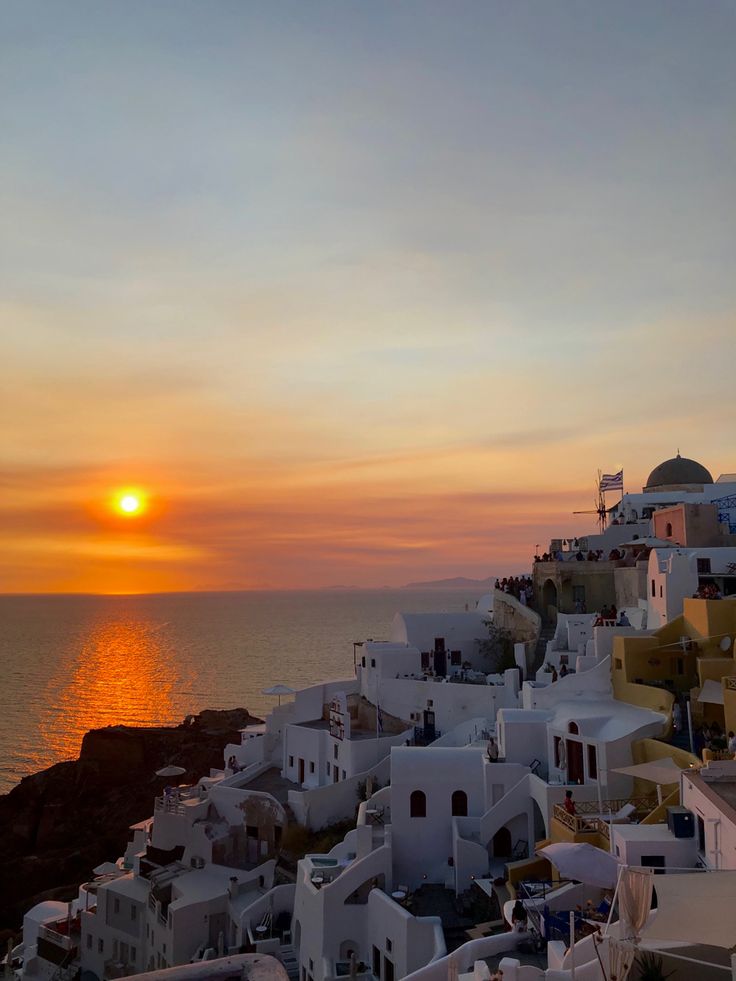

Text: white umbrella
xmin=262 ymin=683 xmax=296 ymax=706
xmin=537 ymin=842 xmax=619 ymax=888
xmin=155 ymin=764 xmax=187 ymax=778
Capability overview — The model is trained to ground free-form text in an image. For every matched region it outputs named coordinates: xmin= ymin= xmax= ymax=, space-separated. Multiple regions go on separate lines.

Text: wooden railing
xmin=725 ymin=677 xmax=736 ymax=691
xmin=553 ymin=795 xmax=658 ymax=836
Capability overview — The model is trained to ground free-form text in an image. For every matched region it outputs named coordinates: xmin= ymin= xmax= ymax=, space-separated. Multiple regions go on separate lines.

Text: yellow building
xmin=612 ymin=597 xmax=736 ymax=729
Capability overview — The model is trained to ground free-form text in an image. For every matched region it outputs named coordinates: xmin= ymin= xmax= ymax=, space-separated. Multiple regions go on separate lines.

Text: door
xmin=423 ymin=710 xmax=436 ymax=740
xmin=298 ymin=758 xmax=305 ymax=784
xmin=491 ymin=826 xmax=512 ymax=858
xmin=434 ymin=638 xmax=447 ymax=677
xmin=567 ymin=740 xmax=584 ymax=784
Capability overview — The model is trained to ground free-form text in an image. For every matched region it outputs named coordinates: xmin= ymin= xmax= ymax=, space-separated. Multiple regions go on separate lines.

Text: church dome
xmin=645 ymin=453 xmax=713 ymax=491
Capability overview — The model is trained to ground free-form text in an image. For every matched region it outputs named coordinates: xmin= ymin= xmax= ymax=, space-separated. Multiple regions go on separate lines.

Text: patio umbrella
xmin=262 ymin=683 xmax=296 ymax=706
xmin=155 ymin=764 xmax=187 ymax=778
xmin=537 ymin=842 xmax=619 ymax=889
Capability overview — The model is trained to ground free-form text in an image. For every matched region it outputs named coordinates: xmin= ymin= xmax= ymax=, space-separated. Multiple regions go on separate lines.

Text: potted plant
xmin=635 ymin=951 xmax=675 ymax=981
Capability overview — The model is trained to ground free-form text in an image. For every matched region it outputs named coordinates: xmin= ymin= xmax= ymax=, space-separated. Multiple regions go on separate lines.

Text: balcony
xmin=552 ymin=796 xmax=658 ymax=839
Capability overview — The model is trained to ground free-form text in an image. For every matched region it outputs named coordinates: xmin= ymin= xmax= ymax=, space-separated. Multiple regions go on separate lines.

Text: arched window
xmin=451 ymin=790 xmax=468 ymax=817
xmin=410 ymin=790 xmax=426 ymax=817
xmin=665 ymin=522 xmax=673 ymax=538
xmin=568 ymin=721 xmax=579 ymax=735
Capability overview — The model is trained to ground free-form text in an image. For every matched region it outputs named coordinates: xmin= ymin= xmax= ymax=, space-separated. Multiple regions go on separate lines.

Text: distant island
xmin=401 ymin=576 xmax=494 ymax=590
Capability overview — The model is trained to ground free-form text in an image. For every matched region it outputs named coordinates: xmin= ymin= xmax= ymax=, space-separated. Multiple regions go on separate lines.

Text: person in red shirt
xmin=564 ymin=790 xmax=576 ymax=815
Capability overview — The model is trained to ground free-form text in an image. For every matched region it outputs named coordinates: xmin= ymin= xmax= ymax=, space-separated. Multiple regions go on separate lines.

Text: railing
xmin=725 ymin=677 xmax=736 ymax=691
xmin=552 ymin=796 xmax=657 ymax=835
xmin=154 ymin=796 xmax=186 ymax=816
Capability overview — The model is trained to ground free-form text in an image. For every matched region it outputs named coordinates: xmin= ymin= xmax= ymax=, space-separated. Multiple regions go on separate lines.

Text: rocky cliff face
xmin=0 ymin=709 xmax=260 ymax=936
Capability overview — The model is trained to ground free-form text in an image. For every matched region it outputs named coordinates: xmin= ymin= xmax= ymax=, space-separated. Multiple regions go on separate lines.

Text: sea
xmin=0 ymin=589 xmax=481 ymax=795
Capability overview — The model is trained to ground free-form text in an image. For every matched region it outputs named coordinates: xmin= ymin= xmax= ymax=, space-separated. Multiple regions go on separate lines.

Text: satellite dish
xmin=720 ymin=636 xmax=732 ymax=653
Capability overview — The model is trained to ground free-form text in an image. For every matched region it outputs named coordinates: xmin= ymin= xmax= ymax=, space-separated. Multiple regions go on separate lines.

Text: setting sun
xmin=114 ymin=490 xmax=146 ymax=517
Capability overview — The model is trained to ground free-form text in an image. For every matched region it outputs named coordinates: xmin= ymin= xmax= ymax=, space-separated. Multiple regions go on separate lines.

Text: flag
xmin=376 ymin=704 xmax=384 ymax=736
xmin=600 ymin=469 xmax=623 ymax=492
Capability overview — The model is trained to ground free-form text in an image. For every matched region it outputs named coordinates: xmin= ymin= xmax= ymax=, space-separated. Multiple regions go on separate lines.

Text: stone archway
xmin=542 ymin=579 xmax=558 ymax=621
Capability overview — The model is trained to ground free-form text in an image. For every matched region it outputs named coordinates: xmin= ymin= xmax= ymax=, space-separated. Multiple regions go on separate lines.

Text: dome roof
xmin=645 ymin=453 xmax=713 ymax=490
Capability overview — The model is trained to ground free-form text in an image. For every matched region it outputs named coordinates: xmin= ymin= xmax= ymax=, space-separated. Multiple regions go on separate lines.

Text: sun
xmin=114 ymin=489 xmax=147 ymax=517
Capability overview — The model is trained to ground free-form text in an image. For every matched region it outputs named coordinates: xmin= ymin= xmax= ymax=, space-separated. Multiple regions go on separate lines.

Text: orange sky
xmin=2 ymin=4 xmax=736 ymax=593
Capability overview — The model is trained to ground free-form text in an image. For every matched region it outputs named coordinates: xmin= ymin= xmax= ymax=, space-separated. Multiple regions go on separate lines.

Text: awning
xmin=642 ymin=872 xmax=736 ymax=948
xmin=613 ymin=757 xmax=683 ymax=785
xmin=537 ymin=842 xmax=619 ymax=889
xmin=471 ymin=878 xmax=495 ymax=898
xmin=698 ymin=679 xmax=725 ymax=706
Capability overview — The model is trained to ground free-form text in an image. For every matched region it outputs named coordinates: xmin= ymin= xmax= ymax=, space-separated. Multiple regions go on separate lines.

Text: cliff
xmin=0 ymin=708 xmax=261 ymax=936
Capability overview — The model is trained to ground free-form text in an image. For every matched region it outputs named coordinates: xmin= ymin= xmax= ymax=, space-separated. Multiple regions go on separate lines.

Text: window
xmin=665 ymin=522 xmax=673 ymax=538
xmin=334 ymin=744 xmax=339 ymax=760
xmin=451 ymin=790 xmax=468 ymax=816
xmin=373 ymin=946 xmax=381 ymax=978
xmin=309 ymin=959 xmax=314 ymax=972
xmin=615 ymin=658 xmax=622 ymax=670
xmin=568 ymin=721 xmax=579 ymax=735
xmin=421 ymin=651 xmax=429 ymax=670
xmin=386 ymin=938 xmax=392 ymax=953
xmin=310 ymin=761 xmax=315 ymax=773
xmin=651 ymin=579 xmax=656 ymax=598
xmin=342 ymin=770 xmax=346 ymax=780
xmin=553 ymin=736 xmax=561 ymax=768
xmin=371 ymin=659 xmax=376 ymax=668
xmin=384 ymin=956 xmax=394 ymax=981
xmin=326 ymin=762 xmax=331 ymax=775
xmin=361 ymin=656 xmax=366 ymax=667
xmin=587 ymin=744 xmax=597 ymax=780
xmin=450 ymin=650 xmax=461 ymax=666
xmin=114 ymin=897 xmax=120 ymax=914
xmin=86 ymin=935 xmax=92 ymax=950
xmin=247 ymin=824 xmax=258 ymax=838
xmin=660 ymin=586 xmax=663 ymax=597
xmin=410 ymin=790 xmax=426 ymax=817
xmin=697 ymin=558 xmax=712 ymax=575
xmin=289 ymin=755 xmax=294 ymax=768
xmin=98 ymin=939 xmax=104 ymax=954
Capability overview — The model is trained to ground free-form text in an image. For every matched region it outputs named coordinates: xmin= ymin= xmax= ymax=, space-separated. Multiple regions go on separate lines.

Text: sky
xmin=2 ymin=0 xmax=735 ymax=593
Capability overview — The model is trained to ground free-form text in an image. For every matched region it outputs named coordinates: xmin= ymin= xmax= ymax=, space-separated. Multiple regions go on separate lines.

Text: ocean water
xmin=0 ymin=589 xmax=479 ymax=794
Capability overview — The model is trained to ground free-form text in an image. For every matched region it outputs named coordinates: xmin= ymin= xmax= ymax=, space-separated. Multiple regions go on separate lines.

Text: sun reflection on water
xmin=41 ymin=614 xmax=179 ymax=765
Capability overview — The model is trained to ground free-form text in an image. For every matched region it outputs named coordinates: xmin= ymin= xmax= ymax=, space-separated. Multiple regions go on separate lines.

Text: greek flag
xmin=376 ymin=704 xmax=384 ymax=736
xmin=600 ymin=469 xmax=623 ymax=492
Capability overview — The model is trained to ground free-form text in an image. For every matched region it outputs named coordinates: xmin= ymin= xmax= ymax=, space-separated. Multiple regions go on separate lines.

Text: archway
xmin=491 ymin=826 xmax=512 ymax=858
xmin=339 ymin=940 xmax=360 ymax=961
xmin=542 ymin=579 xmax=558 ymax=621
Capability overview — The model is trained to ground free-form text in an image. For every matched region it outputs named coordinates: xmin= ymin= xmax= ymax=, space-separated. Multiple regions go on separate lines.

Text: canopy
xmin=155 ymin=764 xmax=186 ymax=778
xmin=698 ymin=679 xmax=725 ymax=706
xmin=537 ymin=842 xmax=619 ymax=888
xmin=612 ymin=757 xmax=683 ymax=785
xmin=642 ymin=871 xmax=736 ymax=948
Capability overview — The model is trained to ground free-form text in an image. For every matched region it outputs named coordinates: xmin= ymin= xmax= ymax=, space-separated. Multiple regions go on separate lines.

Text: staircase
xmin=278 ymin=944 xmax=299 ymax=981
xmin=533 ymin=624 xmax=556 ymax=674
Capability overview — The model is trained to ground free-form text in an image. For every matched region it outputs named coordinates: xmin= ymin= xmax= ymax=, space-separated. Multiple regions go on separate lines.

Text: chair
xmin=612 ymin=803 xmax=635 ymax=822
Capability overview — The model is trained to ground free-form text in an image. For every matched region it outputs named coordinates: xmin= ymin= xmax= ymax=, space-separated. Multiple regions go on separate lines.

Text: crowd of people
xmin=494 ymin=575 xmax=534 ymax=606
xmin=694 ymin=583 xmax=724 ymax=600
xmin=534 ymin=547 xmax=628 ymax=563
xmin=693 ymin=721 xmax=736 ymax=756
